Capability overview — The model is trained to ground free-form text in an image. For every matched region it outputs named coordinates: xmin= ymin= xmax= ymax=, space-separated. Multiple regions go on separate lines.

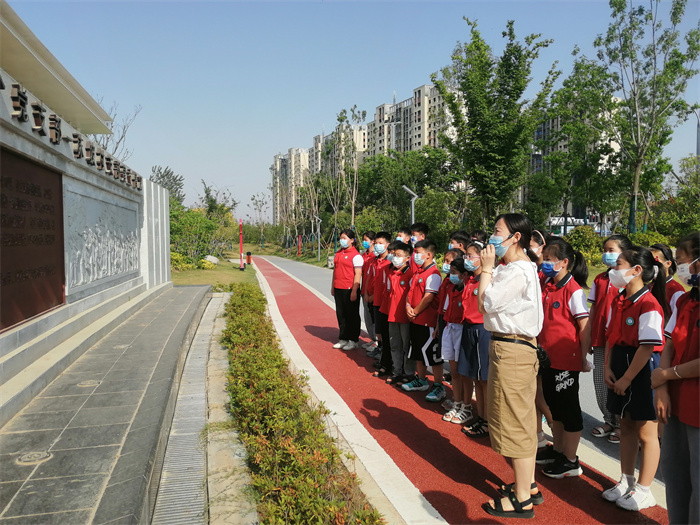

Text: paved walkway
xmin=254 ymin=255 xmax=669 ymax=525
xmin=0 ymin=286 xmax=210 ymax=524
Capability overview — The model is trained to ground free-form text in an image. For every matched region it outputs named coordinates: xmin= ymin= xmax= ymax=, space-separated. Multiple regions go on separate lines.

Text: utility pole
xmin=402 ymin=185 xmax=418 ymax=225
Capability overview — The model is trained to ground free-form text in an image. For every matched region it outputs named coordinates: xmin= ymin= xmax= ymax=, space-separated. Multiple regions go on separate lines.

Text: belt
xmin=491 ymin=334 xmax=537 ymax=350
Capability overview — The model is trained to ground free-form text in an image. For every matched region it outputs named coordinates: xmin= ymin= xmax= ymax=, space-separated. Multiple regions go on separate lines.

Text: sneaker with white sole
xmin=615 ymin=488 xmax=656 ymax=511
xmin=542 ymin=456 xmax=583 ymax=478
xmin=365 ymin=342 xmax=378 ymax=354
xmin=425 ymin=383 xmax=446 ymax=402
xmin=602 ymin=481 xmax=632 ymax=502
xmin=333 ymin=340 xmax=349 ymax=349
xmin=401 ymin=377 xmax=430 ymax=392
xmin=341 ymin=341 xmax=357 ymax=351
xmin=535 ymin=444 xmax=561 ymax=465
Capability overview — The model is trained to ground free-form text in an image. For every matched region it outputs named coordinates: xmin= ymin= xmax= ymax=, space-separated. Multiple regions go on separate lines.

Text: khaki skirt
xmin=487 ymin=335 xmax=539 ymax=458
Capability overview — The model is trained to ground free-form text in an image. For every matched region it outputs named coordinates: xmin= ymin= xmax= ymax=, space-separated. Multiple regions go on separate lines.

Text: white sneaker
xmin=616 ymin=488 xmax=656 ymax=511
xmin=333 ymin=340 xmax=349 ymax=349
xmin=602 ymin=481 xmax=631 ymax=502
xmin=341 ymin=341 xmax=357 ymax=351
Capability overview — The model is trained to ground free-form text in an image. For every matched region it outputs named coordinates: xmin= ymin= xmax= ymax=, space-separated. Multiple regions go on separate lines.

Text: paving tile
xmin=82 ymin=391 xmax=143 ymax=409
xmin=0 ymin=509 xmax=93 ymax=524
xmin=93 ymin=380 xmax=146 ymax=395
xmin=2 ymin=410 xmax=76 ymax=432
xmin=38 ymin=379 xmax=99 ymax=398
xmin=51 ymin=423 xmax=130 ymax=451
xmin=107 ymin=450 xmax=150 ymax=486
xmin=111 ymin=355 xmax=159 ymax=371
xmin=0 ymin=480 xmax=24 ymax=510
xmin=67 ymin=405 xmax=137 ymax=428
xmin=32 ymin=446 xmax=119 ymax=479
xmin=2 ymin=474 xmax=105 ymax=517
xmin=120 ymin=425 xmax=159 ymax=456
xmin=102 ymin=369 xmax=152 ymax=382
xmin=0 ymin=429 xmax=61 ymax=455
xmin=0 ymin=454 xmax=36 ymax=483
xmin=92 ymin=477 xmax=146 ymax=525
xmin=21 ymin=395 xmax=90 ymax=414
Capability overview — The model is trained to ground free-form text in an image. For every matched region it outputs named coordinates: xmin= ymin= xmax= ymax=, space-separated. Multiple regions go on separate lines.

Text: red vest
xmin=386 ymin=264 xmax=413 ymax=323
xmin=443 ymin=282 xmax=465 ymax=324
xmin=407 ymin=263 xmax=441 ymax=326
xmin=462 ymin=274 xmax=484 ymax=324
xmin=590 ymin=271 xmax=621 ymax=347
xmin=374 ymin=258 xmax=392 ymax=310
xmin=668 ymin=291 xmax=699 ymax=427
xmin=333 ymin=247 xmax=361 ymax=289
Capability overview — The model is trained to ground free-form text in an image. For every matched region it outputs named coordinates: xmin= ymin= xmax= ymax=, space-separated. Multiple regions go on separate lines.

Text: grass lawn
xmin=171 ymin=255 xmax=258 ymax=287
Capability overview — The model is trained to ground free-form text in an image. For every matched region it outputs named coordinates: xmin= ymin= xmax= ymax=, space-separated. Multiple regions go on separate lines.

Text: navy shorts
xmin=607 ymin=345 xmax=656 ymax=421
xmin=458 ymin=322 xmax=490 ymax=380
xmin=408 ymin=323 xmax=443 ymax=366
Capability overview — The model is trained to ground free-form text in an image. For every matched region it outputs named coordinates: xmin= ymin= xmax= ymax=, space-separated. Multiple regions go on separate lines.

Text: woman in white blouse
xmin=477 ymin=213 xmax=544 ymax=519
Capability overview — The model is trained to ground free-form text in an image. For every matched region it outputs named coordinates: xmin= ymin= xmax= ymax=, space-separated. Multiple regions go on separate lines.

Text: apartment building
xmin=270 ymin=148 xmax=308 ymax=226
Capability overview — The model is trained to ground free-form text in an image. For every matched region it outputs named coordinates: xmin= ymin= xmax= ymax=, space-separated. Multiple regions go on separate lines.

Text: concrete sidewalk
xmin=0 ymin=285 xmax=210 ymax=524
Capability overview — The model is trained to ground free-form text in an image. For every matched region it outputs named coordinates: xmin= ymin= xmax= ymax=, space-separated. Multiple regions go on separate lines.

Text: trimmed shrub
xmin=629 ymin=231 xmax=670 ymax=248
xmin=170 ymin=252 xmax=195 ymax=272
xmin=564 ymin=226 xmax=604 ymax=254
xmin=197 ymin=259 xmax=216 ymax=270
xmin=221 ymin=283 xmax=383 ymax=525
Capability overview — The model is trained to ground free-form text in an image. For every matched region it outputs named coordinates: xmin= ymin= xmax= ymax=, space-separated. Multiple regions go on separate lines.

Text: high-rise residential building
xmin=270 ymin=148 xmax=308 ymax=226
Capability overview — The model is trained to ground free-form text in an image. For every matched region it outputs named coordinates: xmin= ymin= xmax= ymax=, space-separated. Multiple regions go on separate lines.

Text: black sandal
xmin=482 ymin=492 xmax=534 ymax=519
xmin=464 ymin=418 xmax=489 ymax=437
xmin=386 ymin=375 xmax=403 ymax=385
xmin=498 ymin=482 xmax=544 ymax=506
xmin=373 ymin=368 xmax=390 ymax=377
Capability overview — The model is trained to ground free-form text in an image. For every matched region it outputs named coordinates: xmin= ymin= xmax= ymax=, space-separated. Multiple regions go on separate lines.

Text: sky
xmin=8 ymin=0 xmax=700 ymax=221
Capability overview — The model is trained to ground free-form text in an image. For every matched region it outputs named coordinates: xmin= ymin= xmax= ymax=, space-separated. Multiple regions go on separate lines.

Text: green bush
xmin=629 ymin=231 xmax=671 ymax=248
xmin=197 ymin=259 xmax=216 ymax=270
xmin=221 ymin=283 xmax=383 ymax=525
xmin=564 ymin=226 xmax=604 ymax=254
xmin=170 ymin=252 xmax=195 ymax=272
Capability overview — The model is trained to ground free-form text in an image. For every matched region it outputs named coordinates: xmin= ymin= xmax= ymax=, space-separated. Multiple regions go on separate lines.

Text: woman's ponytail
xmin=571 ymin=249 xmax=589 ymax=288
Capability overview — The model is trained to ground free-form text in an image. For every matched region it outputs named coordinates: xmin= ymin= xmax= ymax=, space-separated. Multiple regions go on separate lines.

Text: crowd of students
xmin=329 ymin=214 xmax=699 ymax=522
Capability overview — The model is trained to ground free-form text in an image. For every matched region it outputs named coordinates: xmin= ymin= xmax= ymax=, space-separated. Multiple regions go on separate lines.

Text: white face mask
xmin=608 ymin=268 xmax=636 ymax=289
xmin=392 ymin=256 xmax=405 ymax=268
xmin=676 ymin=258 xmax=699 ymax=285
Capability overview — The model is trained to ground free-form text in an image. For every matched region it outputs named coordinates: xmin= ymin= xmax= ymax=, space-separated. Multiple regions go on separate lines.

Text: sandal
xmin=464 ymin=418 xmax=489 ymax=437
xmin=592 ymin=425 xmax=613 ymax=438
xmin=385 ymin=375 xmax=403 ymax=385
xmin=498 ymin=482 xmax=544 ymax=506
xmin=608 ymin=428 xmax=621 ymax=444
xmin=373 ymin=368 xmax=390 ymax=378
xmin=482 ymin=492 xmax=534 ymax=519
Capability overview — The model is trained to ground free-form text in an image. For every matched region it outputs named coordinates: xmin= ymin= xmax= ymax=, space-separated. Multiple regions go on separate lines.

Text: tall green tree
xmin=594 ymin=0 xmax=700 ymax=233
xmin=150 ymin=165 xmax=186 ymax=204
xmin=432 ymin=19 xmax=559 ymax=225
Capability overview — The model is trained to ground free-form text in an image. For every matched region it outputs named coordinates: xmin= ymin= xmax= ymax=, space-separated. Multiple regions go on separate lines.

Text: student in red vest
xmin=402 ymin=239 xmax=445 ymax=402
xmin=652 ymin=231 xmax=700 ymax=525
xmin=369 ymin=232 xmax=394 ymax=377
xmin=385 ymin=241 xmax=414 ymax=385
xmin=535 ymin=237 xmax=591 ymax=480
xmin=649 ymin=243 xmax=686 ymax=316
xmin=360 ymin=230 xmax=377 ymax=352
xmin=589 ymin=234 xmax=633 ymax=444
xmin=331 ymin=229 xmax=364 ymax=351
xmin=602 ymin=246 xmax=668 ymax=511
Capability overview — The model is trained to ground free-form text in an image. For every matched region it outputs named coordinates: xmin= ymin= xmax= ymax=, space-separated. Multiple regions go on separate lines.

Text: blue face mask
xmin=442 ymin=262 xmax=451 ymax=273
xmin=464 ymin=259 xmax=479 ymax=272
xmin=489 ymin=234 xmax=514 ymax=258
xmin=396 ymin=236 xmax=404 ymax=242
xmin=540 ymin=261 xmax=561 ymax=278
xmin=410 ymin=235 xmax=418 ymax=246
xmin=386 ymin=253 xmax=394 ymax=263
xmin=602 ymin=252 xmax=619 ymax=268
xmin=414 ymin=253 xmax=426 ymax=266
xmin=449 ymin=274 xmax=462 ymax=285
xmin=362 ymin=241 xmax=370 ymax=249
xmin=339 ymin=238 xmax=350 ymax=249
xmin=448 ymin=243 xmax=454 ymax=250
xmin=374 ymin=243 xmax=386 ymax=255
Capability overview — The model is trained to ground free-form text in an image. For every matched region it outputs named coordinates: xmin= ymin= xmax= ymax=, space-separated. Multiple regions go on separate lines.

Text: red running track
xmin=255 ymin=257 xmax=667 ymax=525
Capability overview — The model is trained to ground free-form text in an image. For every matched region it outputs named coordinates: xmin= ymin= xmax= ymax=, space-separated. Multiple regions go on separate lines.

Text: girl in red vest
xmin=589 ymin=234 xmax=633 ymax=444
xmin=652 ymin=231 xmax=700 ymax=525
xmin=331 ymin=229 xmax=363 ymax=351
xmin=602 ymin=246 xmax=668 ymax=511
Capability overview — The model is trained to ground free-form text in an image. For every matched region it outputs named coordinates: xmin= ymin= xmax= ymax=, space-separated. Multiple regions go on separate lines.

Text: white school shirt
xmin=482 ymin=259 xmax=543 ymax=338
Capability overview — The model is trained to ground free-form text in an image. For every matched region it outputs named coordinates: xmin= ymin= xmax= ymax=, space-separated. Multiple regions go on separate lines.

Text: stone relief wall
xmin=69 ymin=226 xmax=139 ymax=287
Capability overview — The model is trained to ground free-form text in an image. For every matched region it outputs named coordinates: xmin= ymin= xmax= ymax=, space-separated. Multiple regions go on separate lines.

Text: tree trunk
xmin=628 ymin=160 xmax=644 ymax=234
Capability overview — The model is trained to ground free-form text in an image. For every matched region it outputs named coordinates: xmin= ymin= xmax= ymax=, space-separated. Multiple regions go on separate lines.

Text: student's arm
xmin=350 ymin=267 xmax=362 ymax=302
xmin=603 ymin=342 xmax=615 ymax=389
xmin=578 ymin=317 xmax=592 ymax=372
xmin=653 ymin=338 xmax=675 ymax=423
xmin=612 ymin=345 xmax=654 ymax=396
xmin=587 ymin=304 xmax=596 ymax=354
xmin=407 ymin=291 xmax=435 ymax=321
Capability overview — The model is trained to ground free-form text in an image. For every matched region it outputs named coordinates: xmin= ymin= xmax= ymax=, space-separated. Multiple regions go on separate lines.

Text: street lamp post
xmin=402 ymin=184 xmax=418 ymax=225
xmin=313 ymin=215 xmax=321 ymax=261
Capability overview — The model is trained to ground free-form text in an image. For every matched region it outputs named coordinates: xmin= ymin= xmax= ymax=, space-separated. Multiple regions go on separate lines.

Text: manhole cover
xmin=77 ymin=380 xmax=101 ymax=387
xmin=17 ymin=451 xmax=52 ymax=464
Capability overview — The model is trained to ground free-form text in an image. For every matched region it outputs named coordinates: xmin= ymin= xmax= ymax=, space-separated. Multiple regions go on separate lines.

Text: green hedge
xmin=221 ymin=283 xmax=383 ymax=525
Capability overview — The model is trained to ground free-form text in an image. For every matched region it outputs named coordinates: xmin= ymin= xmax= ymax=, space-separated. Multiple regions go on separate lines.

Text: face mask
xmin=449 ymin=274 xmax=462 ymax=285
xmin=339 ymin=238 xmax=350 ymax=249
xmin=374 ymin=243 xmax=386 ymax=255
xmin=396 ymin=236 xmax=404 ymax=242
xmin=489 ymin=234 xmax=514 ymax=258
xmin=362 ymin=240 xmax=370 ymax=249
xmin=442 ymin=262 xmax=451 ymax=273
xmin=414 ymin=253 xmax=426 ymax=266
xmin=676 ymin=258 xmax=699 ymax=286
xmin=609 ymin=268 xmax=636 ymax=288
xmin=392 ymin=256 xmax=405 ymax=268
xmin=448 ymin=243 xmax=454 ymax=250
xmin=410 ymin=235 xmax=418 ymax=246
xmin=464 ymin=259 xmax=480 ymax=272
xmin=602 ymin=252 xmax=620 ymax=268
xmin=532 ymin=245 xmax=542 ymax=256
xmin=540 ymin=261 xmax=562 ymax=278
xmin=386 ymin=253 xmax=394 ymax=263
